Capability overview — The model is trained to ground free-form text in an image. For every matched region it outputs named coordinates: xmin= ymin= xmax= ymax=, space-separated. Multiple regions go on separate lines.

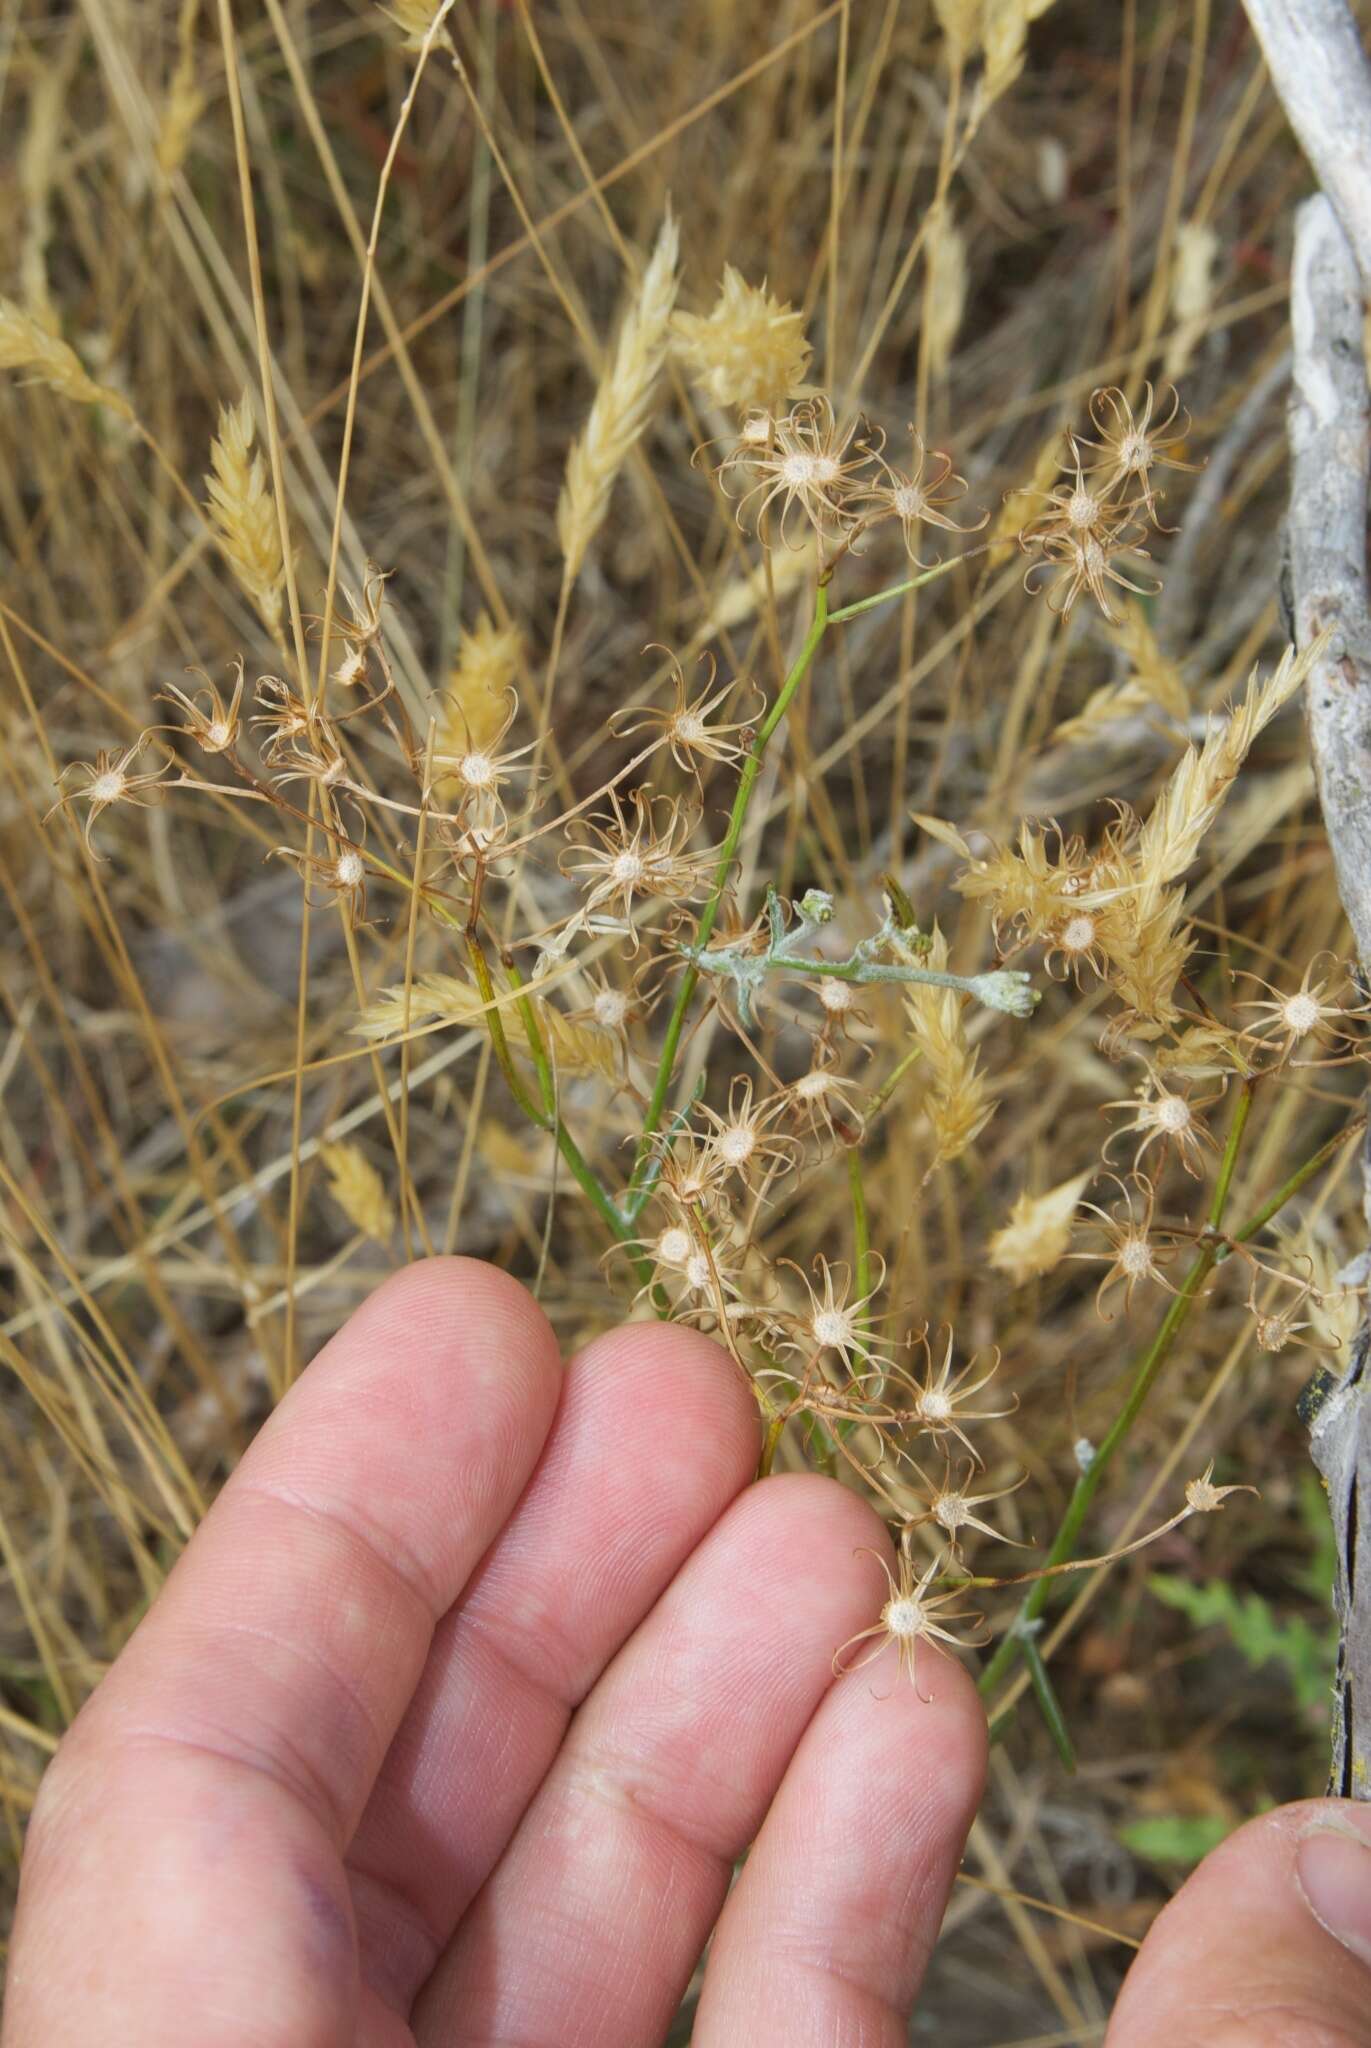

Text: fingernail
xmin=1297 ymin=1818 xmax=1371 ymax=1966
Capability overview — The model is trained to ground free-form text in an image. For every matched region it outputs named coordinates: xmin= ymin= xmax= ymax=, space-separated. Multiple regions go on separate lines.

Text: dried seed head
xmin=319 ymin=1141 xmax=394 ymax=1243
xmin=855 ymin=434 xmax=984 ymax=565
xmin=721 ymin=395 xmax=875 ymax=552
xmin=1184 ymin=1461 xmax=1257 ymax=1514
xmin=594 ymin=987 xmax=630 ymax=1030
xmin=656 ymin=1225 xmax=692 ymax=1268
xmin=1105 ymin=1068 xmax=1221 ymax=1177
xmin=158 ymin=663 xmax=248 ymax=755
xmin=673 ymin=265 xmax=812 ymax=415
xmin=205 ymin=394 xmax=287 ymax=639
xmin=45 ymin=739 xmax=170 ymax=855
xmin=987 ymin=1170 xmax=1091 ymax=1285
xmin=1283 ymin=992 xmax=1322 ymax=1035
xmin=884 ymin=1594 xmax=923 ymax=1638
xmin=559 ymin=210 xmax=679 ymax=579
xmin=611 ymin=651 xmax=755 ymax=779
xmin=832 ymin=1547 xmax=987 ymax=1700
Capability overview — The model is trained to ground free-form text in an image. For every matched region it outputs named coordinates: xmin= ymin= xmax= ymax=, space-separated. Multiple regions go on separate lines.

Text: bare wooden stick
xmin=1242 ymin=0 xmax=1371 ymax=288
xmin=1288 ymin=195 xmax=1371 ymax=971
xmin=1241 ymin=0 xmax=1371 ymax=1795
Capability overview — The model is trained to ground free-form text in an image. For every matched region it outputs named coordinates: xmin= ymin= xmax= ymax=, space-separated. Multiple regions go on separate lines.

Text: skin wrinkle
xmin=442 ymin=1820 xmax=713 ymax=2048
xmin=348 ymin=1860 xmax=439 ymax=2012
xmin=1188 ymin=2005 xmax=1369 ymax=2048
xmin=231 ymin=1477 xmax=465 ymax=1621
xmin=742 ymin=1954 xmax=907 ymax=2048
xmin=75 ymin=1722 xmax=348 ymax=1842
xmin=288 ymin=1852 xmax=357 ymax=1973
xmin=349 ymin=1628 xmax=572 ymax=1986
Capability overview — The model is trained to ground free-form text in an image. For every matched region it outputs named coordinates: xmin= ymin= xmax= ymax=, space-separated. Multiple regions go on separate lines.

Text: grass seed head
xmin=204 ymin=395 xmax=287 ymax=641
xmin=672 ymin=264 xmax=812 ymax=415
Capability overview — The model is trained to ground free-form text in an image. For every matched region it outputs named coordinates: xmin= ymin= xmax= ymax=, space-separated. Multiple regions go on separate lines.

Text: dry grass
xmin=0 ymin=0 xmax=1363 ymax=2033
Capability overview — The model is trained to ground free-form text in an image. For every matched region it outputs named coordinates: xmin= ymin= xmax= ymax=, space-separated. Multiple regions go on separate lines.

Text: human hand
xmin=5 ymin=1258 xmax=1371 ymax=2047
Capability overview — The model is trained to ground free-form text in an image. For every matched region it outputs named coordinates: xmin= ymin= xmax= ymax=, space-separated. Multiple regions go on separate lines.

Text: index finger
xmin=5 ymin=1259 xmax=562 ymax=2048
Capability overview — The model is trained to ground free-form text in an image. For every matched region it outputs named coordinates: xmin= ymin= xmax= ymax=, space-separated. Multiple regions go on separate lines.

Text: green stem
xmin=1019 ymin=1631 xmax=1077 ymax=1772
xmin=848 ymin=1145 xmax=871 ymax=1314
xmin=1228 ymin=1111 xmax=1365 ymax=1252
xmin=466 ymin=933 xmax=544 ymax=1126
xmin=626 ymin=579 xmax=831 ymax=1205
xmin=866 ymin=1044 xmax=924 ymax=1123
xmin=978 ymin=1077 xmax=1256 ymax=1701
xmin=826 ymin=555 xmax=967 ymax=623
xmin=1207 ymin=1076 xmax=1254 ymax=1228
xmin=758 ymin=1411 xmax=787 ymax=1479
xmin=468 ymin=938 xmax=653 ymax=1283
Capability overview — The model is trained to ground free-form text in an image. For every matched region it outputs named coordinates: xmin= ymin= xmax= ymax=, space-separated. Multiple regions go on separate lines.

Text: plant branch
xmin=978 ymin=1079 xmax=1255 ymax=1701
xmin=626 ymin=579 xmax=831 ymax=1196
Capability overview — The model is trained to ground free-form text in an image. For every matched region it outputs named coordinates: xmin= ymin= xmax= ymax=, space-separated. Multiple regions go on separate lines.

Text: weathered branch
xmin=1243 ymin=0 xmax=1371 ymax=289
xmin=1242 ymin=0 xmax=1371 ymax=1797
xmin=1290 ymin=198 xmax=1371 ymax=1795
xmin=1288 ymin=194 xmax=1371 ymax=972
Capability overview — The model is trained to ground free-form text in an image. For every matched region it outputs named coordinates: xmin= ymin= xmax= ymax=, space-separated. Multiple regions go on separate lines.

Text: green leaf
xmin=1118 ymin=1813 xmax=1231 ymax=1868
xmin=1147 ymin=1572 xmax=1334 ymax=1714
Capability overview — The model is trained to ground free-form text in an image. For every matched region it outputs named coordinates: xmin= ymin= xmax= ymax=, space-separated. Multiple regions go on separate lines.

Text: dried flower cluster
xmin=1017 ymin=384 xmax=1196 ymax=623
xmin=35 ymin=325 xmax=1346 ymax=1708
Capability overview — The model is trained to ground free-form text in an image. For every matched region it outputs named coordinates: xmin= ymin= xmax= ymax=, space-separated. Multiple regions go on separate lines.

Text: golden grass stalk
xmin=383 ymin=0 xmax=455 ymax=52
xmin=1097 ymin=642 xmax=1316 ymax=1031
xmin=204 ymin=394 xmax=287 ymax=641
xmin=902 ymin=923 xmax=997 ymax=1171
xmin=319 ymin=1142 xmax=395 ymax=1243
xmin=355 ymin=973 xmax=618 ymax=1082
xmin=158 ymin=0 xmax=207 ymax=183
xmin=1164 ymin=220 xmax=1220 ymax=382
xmin=924 ymin=206 xmax=968 ymax=381
xmin=557 ymin=210 xmax=680 ymax=581
xmin=19 ymin=69 xmax=64 ymax=327
xmin=1052 ymin=603 xmax=1189 ymax=746
xmin=0 ymin=297 xmax=134 ymax=419
xmin=440 ymin=615 xmax=523 ymax=757
xmin=1131 ymin=643 xmax=1313 ymax=922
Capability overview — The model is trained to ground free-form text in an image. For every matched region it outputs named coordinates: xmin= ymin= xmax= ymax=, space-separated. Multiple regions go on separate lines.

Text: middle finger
xmin=414 ymin=1472 xmax=890 ymax=2048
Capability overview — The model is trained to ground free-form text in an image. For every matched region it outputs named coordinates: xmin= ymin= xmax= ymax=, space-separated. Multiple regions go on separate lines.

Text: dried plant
xmin=204 ymin=395 xmax=287 ymax=642
xmin=557 ymin=210 xmax=680 ymax=580
xmin=3 ymin=8 xmax=1363 ymax=2017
